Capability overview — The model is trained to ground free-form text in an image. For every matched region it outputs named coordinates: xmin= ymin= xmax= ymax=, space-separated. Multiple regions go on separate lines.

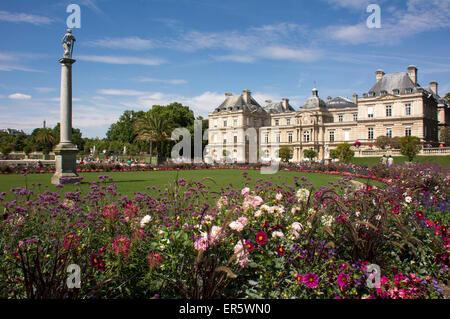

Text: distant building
xmin=207 ymin=66 xmax=449 ymax=162
xmin=1 ymin=128 xmax=25 ymax=135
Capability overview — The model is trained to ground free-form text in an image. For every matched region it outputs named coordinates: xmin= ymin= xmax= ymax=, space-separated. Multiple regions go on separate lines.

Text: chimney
xmin=282 ymin=98 xmax=289 ymax=109
xmin=327 ymin=96 xmax=332 ymax=102
xmin=407 ymin=65 xmax=418 ymax=85
xmin=242 ymin=89 xmax=251 ymax=104
xmin=429 ymin=81 xmax=438 ymax=95
xmin=375 ymin=69 xmax=385 ymax=82
xmin=353 ymin=93 xmax=358 ymax=105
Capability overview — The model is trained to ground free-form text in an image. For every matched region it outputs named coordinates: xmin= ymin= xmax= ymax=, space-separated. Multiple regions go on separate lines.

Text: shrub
xmin=334 ymin=143 xmax=355 ymax=163
xmin=375 ymin=136 xmax=391 ymax=150
xmin=278 ymin=147 xmax=293 ymax=163
xmin=400 ymin=136 xmax=421 ymax=162
xmin=303 ymin=149 xmax=318 ymax=162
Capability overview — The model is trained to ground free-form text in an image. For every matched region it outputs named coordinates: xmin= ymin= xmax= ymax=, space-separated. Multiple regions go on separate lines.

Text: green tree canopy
xmin=52 ymin=123 xmax=85 ymax=151
xmin=400 ymin=136 xmax=421 ymax=161
xmin=303 ymin=149 xmax=318 ymax=162
xmin=106 ymin=110 xmax=145 ymax=144
xmin=439 ymin=127 xmax=450 ymax=145
xmin=375 ymin=135 xmax=391 ymax=150
xmin=334 ymin=143 xmax=355 ymax=163
xmin=278 ymin=147 xmax=293 ymax=163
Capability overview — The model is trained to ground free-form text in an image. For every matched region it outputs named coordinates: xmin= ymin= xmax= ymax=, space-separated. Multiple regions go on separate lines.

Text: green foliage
xmin=52 ymin=123 xmax=85 ymax=151
xmin=439 ymin=126 xmax=450 ymax=145
xmin=375 ymin=135 xmax=390 ymax=150
xmin=279 ymin=147 xmax=293 ymax=163
xmin=400 ymin=136 xmax=421 ymax=162
xmin=303 ymin=149 xmax=318 ymax=162
xmin=334 ymin=143 xmax=355 ymax=163
xmin=329 ymin=149 xmax=338 ymax=160
xmin=106 ymin=110 xmax=145 ymax=144
xmin=0 ymin=144 xmax=12 ymax=156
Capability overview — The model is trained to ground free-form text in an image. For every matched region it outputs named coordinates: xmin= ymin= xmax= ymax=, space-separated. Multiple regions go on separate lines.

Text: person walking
xmin=381 ymin=155 xmax=387 ymax=166
xmin=387 ymin=155 xmax=393 ymax=167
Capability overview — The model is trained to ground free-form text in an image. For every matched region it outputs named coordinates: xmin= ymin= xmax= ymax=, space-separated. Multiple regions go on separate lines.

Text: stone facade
xmin=207 ymin=66 xmax=449 ymax=163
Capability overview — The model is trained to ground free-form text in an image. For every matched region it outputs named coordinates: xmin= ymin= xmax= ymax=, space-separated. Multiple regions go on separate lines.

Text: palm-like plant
xmin=134 ymin=111 xmax=173 ymax=165
xmin=35 ymin=128 xmax=56 ymax=154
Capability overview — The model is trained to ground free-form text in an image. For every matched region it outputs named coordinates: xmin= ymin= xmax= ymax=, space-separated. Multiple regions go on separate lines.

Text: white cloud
xmin=8 ymin=93 xmax=31 ymax=100
xmin=86 ymin=36 xmax=156 ymax=50
xmin=325 ymin=0 xmax=450 ymax=45
xmin=214 ymin=55 xmax=255 ymax=63
xmin=324 ymin=0 xmax=372 ymax=10
xmin=259 ymin=46 xmax=321 ymax=62
xmin=78 ymin=55 xmax=166 ymax=66
xmin=97 ymin=89 xmax=148 ymax=96
xmin=137 ymin=77 xmax=188 ymax=84
xmin=0 ymin=10 xmax=53 ymax=25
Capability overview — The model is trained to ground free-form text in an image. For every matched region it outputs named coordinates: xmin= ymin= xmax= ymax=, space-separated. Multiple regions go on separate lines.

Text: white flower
xmin=229 ymin=221 xmax=244 ymax=232
xmin=270 ymin=205 xmax=285 ymax=215
xmin=272 ymin=231 xmax=284 ymax=238
xmin=405 ymin=196 xmax=412 ymax=203
xmin=291 ymin=207 xmax=301 ymax=214
xmin=296 ymin=188 xmax=310 ymax=202
xmin=291 ymin=222 xmax=303 ymax=232
xmin=321 ymin=215 xmax=333 ymax=227
xmin=140 ymin=215 xmax=152 ymax=228
xmin=254 ymin=209 xmax=263 ymax=217
xmin=260 ymin=204 xmax=271 ymax=213
xmin=355 ymin=211 xmax=361 ymax=217
xmin=275 ymin=193 xmax=283 ymax=201
xmin=241 ymin=187 xmax=250 ymax=196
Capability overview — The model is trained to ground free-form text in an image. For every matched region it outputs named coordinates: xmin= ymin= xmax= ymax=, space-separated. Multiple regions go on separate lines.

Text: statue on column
xmin=62 ymin=29 xmax=76 ymax=58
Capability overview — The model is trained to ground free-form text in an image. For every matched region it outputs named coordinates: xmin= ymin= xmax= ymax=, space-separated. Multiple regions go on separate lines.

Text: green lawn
xmin=351 ymin=155 xmax=450 ymax=167
xmin=0 ymin=169 xmax=375 ymax=202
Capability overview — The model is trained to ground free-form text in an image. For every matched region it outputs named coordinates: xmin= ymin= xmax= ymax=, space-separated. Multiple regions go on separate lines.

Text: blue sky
xmin=1 ymin=0 xmax=450 ymax=138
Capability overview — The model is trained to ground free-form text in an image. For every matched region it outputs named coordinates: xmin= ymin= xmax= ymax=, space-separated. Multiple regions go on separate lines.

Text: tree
xmin=135 ymin=112 xmax=173 ymax=165
xmin=34 ymin=128 xmax=56 ymax=153
xmin=106 ymin=110 xmax=145 ymax=144
xmin=0 ymin=145 xmax=12 ymax=156
xmin=390 ymin=136 xmax=402 ymax=149
xmin=334 ymin=143 xmax=355 ymax=163
xmin=329 ymin=149 xmax=338 ymax=160
xmin=400 ymin=136 xmax=421 ymax=162
xmin=439 ymin=127 xmax=450 ymax=146
xmin=279 ymin=147 xmax=293 ymax=163
xmin=303 ymin=149 xmax=317 ymax=162
xmin=445 ymin=92 xmax=450 ymax=100
xmin=375 ymin=135 xmax=391 ymax=150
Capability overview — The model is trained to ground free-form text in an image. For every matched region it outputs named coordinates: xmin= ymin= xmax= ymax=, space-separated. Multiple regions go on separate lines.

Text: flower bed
xmin=0 ymin=163 xmax=448 ymax=299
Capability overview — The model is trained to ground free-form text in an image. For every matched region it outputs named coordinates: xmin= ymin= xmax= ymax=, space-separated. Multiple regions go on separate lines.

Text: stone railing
xmin=356 ymin=147 xmax=450 ymax=157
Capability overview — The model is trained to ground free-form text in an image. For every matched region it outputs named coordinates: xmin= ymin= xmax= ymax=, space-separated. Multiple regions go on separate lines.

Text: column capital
xmin=58 ymin=57 xmax=76 ymax=65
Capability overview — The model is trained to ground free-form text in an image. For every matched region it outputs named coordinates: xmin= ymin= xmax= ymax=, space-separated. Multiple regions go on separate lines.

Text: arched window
xmin=303 ymin=130 xmax=310 ymax=142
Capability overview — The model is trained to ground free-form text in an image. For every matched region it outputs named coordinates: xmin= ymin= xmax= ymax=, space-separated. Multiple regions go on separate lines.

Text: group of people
xmin=380 ymin=155 xmax=394 ymax=167
xmin=77 ymin=155 xmax=145 ymax=166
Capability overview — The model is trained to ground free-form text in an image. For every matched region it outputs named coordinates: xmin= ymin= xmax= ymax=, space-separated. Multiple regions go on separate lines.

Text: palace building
xmin=206 ymin=66 xmax=449 ymax=163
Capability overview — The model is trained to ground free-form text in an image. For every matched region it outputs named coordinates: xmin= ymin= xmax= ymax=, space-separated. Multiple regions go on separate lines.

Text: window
xmin=405 ymin=104 xmax=411 ymax=116
xmin=223 ymin=120 xmax=227 ymax=127
xmin=303 ymin=130 xmax=310 ymax=142
xmin=233 ymin=118 xmax=237 ymax=127
xmin=233 ymin=134 xmax=238 ymax=144
xmin=353 ymin=113 xmax=358 ymax=121
xmin=286 ymin=118 xmax=291 ymax=126
xmin=213 ymin=135 xmax=217 ymax=143
xmin=338 ymin=114 xmax=343 ymax=122
xmin=406 ymin=88 xmax=413 ymax=94
xmin=275 ymin=119 xmax=279 ymax=126
xmin=264 ymin=133 xmax=269 ymax=144
xmin=246 ymin=118 xmax=249 ymax=126
xmin=223 ymin=136 xmax=227 ymax=144
xmin=386 ymin=127 xmax=392 ymax=138
xmin=344 ymin=130 xmax=349 ymax=141
xmin=405 ymin=127 xmax=411 ymax=136
xmin=368 ymin=128 xmax=374 ymax=140
xmin=386 ymin=105 xmax=392 ymax=117
xmin=368 ymin=107 xmax=374 ymax=118
xmin=329 ymin=131 xmax=335 ymax=142
xmin=214 ymin=119 xmax=218 ymax=128
xmin=276 ymin=133 xmax=280 ymax=143
xmin=369 ymin=91 xmax=376 ymax=97
xmin=288 ymin=132 xmax=293 ymax=143
xmin=393 ymin=89 xmax=400 ymax=95
xmin=264 ymin=150 xmax=269 ymax=158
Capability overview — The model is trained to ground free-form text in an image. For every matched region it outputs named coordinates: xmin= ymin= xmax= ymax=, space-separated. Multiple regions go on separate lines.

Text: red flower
xmin=295 ymin=274 xmax=303 ymax=284
xmin=148 ymin=252 xmax=162 ymax=269
xmin=245 ymin=240 xmax=255 ymax=252
xmin=276 ymin=245 xmax=285 ymax=256
xmin=63 ymin=234 xmax=80 ymax=251
xmin=415 ymin=210 xmax=425 ymax=220
xmin=256 ymin=231 xmax=268 ymax=246
xmin=89 ymin=253 xmax=106 ymax=271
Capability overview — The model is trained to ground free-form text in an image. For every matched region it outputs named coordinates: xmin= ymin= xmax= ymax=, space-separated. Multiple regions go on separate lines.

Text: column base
xmin=51 ymin=143 xmax=79 ymax=185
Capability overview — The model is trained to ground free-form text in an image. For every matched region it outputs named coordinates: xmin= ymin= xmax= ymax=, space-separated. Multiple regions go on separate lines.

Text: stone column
xmin=51 ymin=57 xmax=79 ymax=184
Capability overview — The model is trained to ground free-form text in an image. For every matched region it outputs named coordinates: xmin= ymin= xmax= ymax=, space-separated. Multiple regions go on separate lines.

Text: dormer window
xmin=393 ymin=89 xmax=400 ymax=95
xmin=405 ymin=88 xmax=413 ymax=94
xmin=381 ymin=90 xmax=387 ymax=95
xmin=368 ymin=91 xmax=376 ymax=97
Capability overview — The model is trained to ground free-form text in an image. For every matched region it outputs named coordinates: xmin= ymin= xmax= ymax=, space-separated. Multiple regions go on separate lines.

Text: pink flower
xmin=241 ymin=187 xmax=250 ymax=196
xmin=194 ymin=237 xmax=208 ymax=251
xmin=303 ymin=273 xmax=319 ymax=288
xmin=337 ymin=272 xmax=350 ymax=288
xmin=238 ymin=216 xmax=248 ymax=227
xmin=112 ymin=235 xmax=131 ymax=258
xmin=251 ymin=196 xmax=263 ymax=207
